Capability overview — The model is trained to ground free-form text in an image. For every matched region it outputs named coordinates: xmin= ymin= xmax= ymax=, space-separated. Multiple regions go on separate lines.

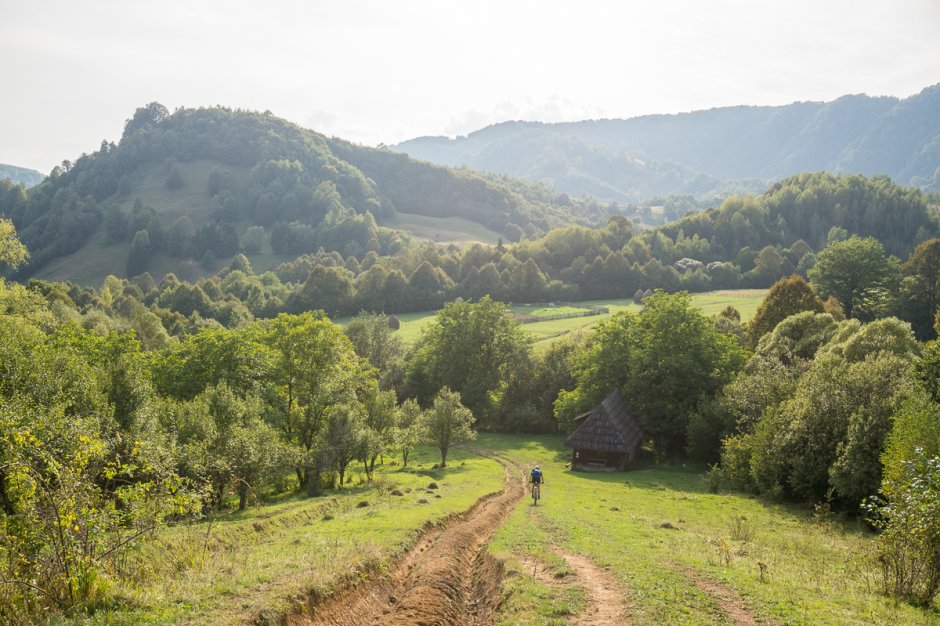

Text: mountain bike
xmin=531 ymin=481 xmax=541 ymax=505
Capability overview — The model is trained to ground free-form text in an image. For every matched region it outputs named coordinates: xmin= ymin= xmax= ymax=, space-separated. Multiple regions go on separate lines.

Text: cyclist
xmin=530 ymin=464 xmax=543 ymax=504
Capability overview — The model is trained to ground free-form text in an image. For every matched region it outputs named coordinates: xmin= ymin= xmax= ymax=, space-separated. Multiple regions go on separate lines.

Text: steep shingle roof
xmin=563 ymin=389 xmax=643 ymax=454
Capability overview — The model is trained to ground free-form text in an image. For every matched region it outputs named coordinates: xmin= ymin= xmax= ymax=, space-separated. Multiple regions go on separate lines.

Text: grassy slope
xmin=35 ymin=160 xmax=252 ymax=285
xmin=385 ymin=289 xmax=767 ymax=348
xmin=33 ymin=161 xmax=504 ymax=285
xmin=77 ymin=446 xmax=503 ymax=625
xmin=74 ymin=434 xmax=937 ymax=624
xmin=484 ymin=434 xmax=937 ymax=625
xmin=380 ymin=211 xmax=504 ymax=245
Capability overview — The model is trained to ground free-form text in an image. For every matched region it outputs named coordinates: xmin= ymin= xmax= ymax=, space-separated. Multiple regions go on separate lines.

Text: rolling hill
xmin=0 ymin=163 xmax=44 ymax=187
xmin=394 ymin=84 xmax=940 ymax=203
xmin=0 ymin=105 xmax=619 ymax=284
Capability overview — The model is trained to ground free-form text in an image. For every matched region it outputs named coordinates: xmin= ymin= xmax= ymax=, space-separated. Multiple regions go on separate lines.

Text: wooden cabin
xmin=564 ymin=390 xmax=643 ymax=471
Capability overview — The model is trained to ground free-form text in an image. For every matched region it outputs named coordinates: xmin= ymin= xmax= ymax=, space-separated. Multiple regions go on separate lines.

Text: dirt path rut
xmin=518 ymin=548 xmax=630 ymax=625
xmin=676 ymin=565 xmax=760 ymax=626
xmin=556 ymin=549 xmax=629 ymax=625
xmin=291 ymin=454 xmax=525 ymax=626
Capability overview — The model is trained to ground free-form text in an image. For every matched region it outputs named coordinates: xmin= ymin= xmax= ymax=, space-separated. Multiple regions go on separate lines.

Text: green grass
xmin=69 ymin=434 xmax=940 ymax=624
xmin=379 ymin=211 xmax=504 ymax=245
xmin=77 ymin=446 xmax=503 ymax=625
xmin=372 ymin=290 xmax=768 ymax=349
xmin=483 ymin=434 xmax=939 ymax=625
xmin=512 ymin=304 xmax=596 ymax=317
xmin=34 ymin=160 xmax=251 ymax=285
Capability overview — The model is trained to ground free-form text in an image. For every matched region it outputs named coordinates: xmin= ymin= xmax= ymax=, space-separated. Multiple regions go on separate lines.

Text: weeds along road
xmin=292 ymin=450 xmax=525 ymax=626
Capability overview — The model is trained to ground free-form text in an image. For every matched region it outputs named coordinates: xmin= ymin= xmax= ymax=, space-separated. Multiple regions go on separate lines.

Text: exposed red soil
xmin=282 ymin=455 xmax=525 ymax=626
xmin=517 ymin=549 xmax=631 ymax=625
xmin=556 ymin=548 xmax=630 ymax=625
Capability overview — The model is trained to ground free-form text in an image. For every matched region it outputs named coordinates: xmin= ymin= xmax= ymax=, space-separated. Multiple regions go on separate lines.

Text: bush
xmin=866 ymin=450 xmax=940 ymax=606
xmin=718 ymin=433 xmax=757 ymax=493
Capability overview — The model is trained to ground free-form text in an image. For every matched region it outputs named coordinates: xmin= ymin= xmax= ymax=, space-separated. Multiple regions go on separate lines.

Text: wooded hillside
xmin=0 ymin=104 xmax=617 ymax=281
xmin=395 ymin=84 xmax=940 ymax=202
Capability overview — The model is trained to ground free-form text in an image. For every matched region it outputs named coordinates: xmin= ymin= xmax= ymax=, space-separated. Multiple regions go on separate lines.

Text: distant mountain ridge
xmin=394 ymin=84 xmax=940 ymax=202
xmin=0 ymin=163 xmax=44 ymax=187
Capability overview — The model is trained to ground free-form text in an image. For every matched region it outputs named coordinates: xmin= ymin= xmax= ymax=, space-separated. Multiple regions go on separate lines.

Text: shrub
xmin=718 ymin=433 xmax=757 ymax=493
xmin=866 ymin=450 xmax=940 ymax=606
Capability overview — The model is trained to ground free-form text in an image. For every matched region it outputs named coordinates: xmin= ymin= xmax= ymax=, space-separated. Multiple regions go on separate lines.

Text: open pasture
xmin=380 ymin=289 xmax=767 ymax=348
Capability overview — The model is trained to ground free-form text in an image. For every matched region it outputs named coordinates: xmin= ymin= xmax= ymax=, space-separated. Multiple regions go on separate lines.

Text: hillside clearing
xmin=381 ymin=289 xmax=767 ymax=347
xmin=54 ymin=435 xmax=939 ymax=624
xmin=379 ymin=211 xmax=504 ymax=245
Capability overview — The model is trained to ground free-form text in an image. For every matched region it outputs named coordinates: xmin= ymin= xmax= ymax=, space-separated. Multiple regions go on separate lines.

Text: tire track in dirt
xmin=674 ymin=564 xmax=764 ymax=626
xmin=284 ymin=451 xmax=526 ymax=626
xmin=556 ymin=549 xmax=630 ymax=625
xmin=517 ymin=549 xmax=630 ymax=625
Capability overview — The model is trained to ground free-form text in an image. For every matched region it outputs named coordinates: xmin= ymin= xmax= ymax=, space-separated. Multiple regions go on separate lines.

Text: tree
xmin=122 ymin=101 xmax=168 ymax=139
xmin=752 ymin=245 xmax=790 ymax=283
xmin=722 ymin=315 xmax=918 ymax=506
xmin=171 ymin=384 xmax=272 ymax=510
xmin=900 ymin=239 xmax=940 ymax=339
xmin=395 ymin=398 xmax=423 ymax=467
xmin=409 ymin=261 xmax=451 ymax=310
xmin=866 ymin=388 xmax=940 ymax=606
xmin=361 ymin=387 xmax=398 ymax=478
xmin=745 ymin=275 xmax=824 ymax=348
xmin=152 ymin=326 xmax=272 ymax=401
xmin=753 ymin=311 xmax=839 ymax=365
xmin=126 ymin=229 xmax=151 ymax=277
xmin=557 ymin=291 xmax=744 ymax=457
xmin=289 ymin=265 xmax=353 ymax=317
xmin=165 ymin=164 xmax=185 ymax=190
xmin=102 ymin=204 xmax=127 ymax=243
xmin=241 ymin=225 xmax=267 ymax=255
xmin=0 ymin=316 xmax=195 ymax=618
xmin=344 ymin=312 xmax=405 ymax=391
xmin=405 ymin=297 xmax=529 ymax=419
xmin=809 ymin=236 xmax=896 ymax=320
xmin=325 ymin=403 xmax=367 ymax=486
xmin=227 ymin=418 xmax=289 ymax=510
xmin=262 ymin=313 xmax=367 ymax=494
xmin=418 ymin=387 xmax=476 ymax=467
xmin=0 ymin=218 xmax=28 ymax=269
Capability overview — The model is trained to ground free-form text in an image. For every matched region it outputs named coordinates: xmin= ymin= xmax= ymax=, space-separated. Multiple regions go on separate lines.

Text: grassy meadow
xmin=75 ymin=433 xmax=940 ymax=624
xmin=484 ymin=434 xmax=938 ymax=625
xmin=72 ymin=446 xmax=503 ymax=625
xmin=383 ymin=289 xmax=767 ymax=348
xmin=57 ymin=433 xmax=940 ymax=624
xmin=380 ymin=211 xmax=504 ymax=245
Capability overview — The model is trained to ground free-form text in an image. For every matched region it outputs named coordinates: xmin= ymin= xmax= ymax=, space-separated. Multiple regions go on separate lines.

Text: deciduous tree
xmin=417 ymin=387 xmax=476 ymax=467
xmin=745 ymin=275 xmax=824 ymax=348
xmin=809 ymin=236 xmax=896 ymax=319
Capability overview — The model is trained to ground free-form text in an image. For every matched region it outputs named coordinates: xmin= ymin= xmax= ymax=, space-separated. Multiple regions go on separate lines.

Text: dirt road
xmin=291 ymin=454 xmax=525 ymax=626
xmin=280 ymin=450 xmax=759 ymax=625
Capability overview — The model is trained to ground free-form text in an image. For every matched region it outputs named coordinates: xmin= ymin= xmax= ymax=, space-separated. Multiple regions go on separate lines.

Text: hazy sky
xmin=2 ymin=0 xmax=939 ymax=173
